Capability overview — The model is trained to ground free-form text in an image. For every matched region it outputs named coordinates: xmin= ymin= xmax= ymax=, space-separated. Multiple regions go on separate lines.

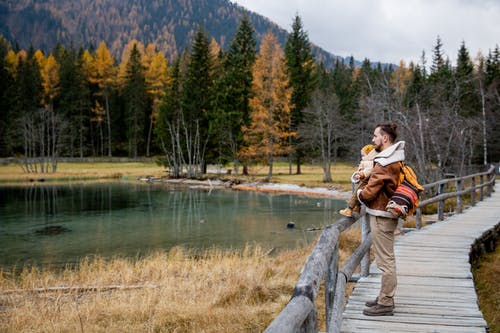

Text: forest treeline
xmin=0 ymin=15 xmax=499 ymax=182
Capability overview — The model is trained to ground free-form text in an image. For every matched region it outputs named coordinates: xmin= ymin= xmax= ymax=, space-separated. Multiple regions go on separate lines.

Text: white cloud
xmin=233 ymin=0 xmax=500 ymax=65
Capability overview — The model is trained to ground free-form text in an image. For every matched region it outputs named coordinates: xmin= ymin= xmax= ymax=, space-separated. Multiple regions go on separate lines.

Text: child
xmin=339 ymin=144 xmax=377 ymax=217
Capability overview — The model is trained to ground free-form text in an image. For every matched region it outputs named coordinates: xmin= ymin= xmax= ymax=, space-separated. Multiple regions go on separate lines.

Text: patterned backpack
xmin=386 ymin=162 xmax=424 ymax=219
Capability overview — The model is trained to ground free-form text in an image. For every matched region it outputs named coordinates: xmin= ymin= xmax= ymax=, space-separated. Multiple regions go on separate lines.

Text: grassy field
xmin=0 ymin=161 xmax=167 ymax=183
xmin=0 ymin=160 xmax=497 ymax=332
xmin=473 ymin=244 xmax=500 ymax=333
xmin=0 ymin=160 xmax=356 ymax=190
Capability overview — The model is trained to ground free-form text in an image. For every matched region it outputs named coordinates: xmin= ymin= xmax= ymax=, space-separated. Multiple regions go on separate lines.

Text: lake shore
xmin=138 ymin=175 xmax=351 ymax=199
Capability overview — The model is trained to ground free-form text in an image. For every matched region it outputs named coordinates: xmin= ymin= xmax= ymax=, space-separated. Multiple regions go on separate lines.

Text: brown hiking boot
xmin=363 ymin=304 xmax=394 ymax=316
xmin=339 ymin=207 xmax=353 ymax=217
xmin=365 ymin=298 xmax=378 ymax=307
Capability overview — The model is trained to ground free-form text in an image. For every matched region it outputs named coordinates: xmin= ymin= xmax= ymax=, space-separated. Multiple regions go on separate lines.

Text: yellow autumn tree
xmin=208 ymin=38 xmax=221 ymax=77
xmin=89 ymin=41 xmax=116 ymax=156
xmin=40 ymin=54 xmax=60 ymax=108
xmin=80 ymin=49 xmax=94 ymax=78
xmin=143 ymin=44 xmax=169 ymax=156
xmin=33 ymin=49 xmax=46 ymax=71
xmin=391 ymin=60 xmax=412 ymax=106
xmin=4 ymin=50 xmax=22 ymax=77
xmin=241 ymin=32 xmax=293 ymax=178
xmin=117 ymin=39 xmax=145 ymax=87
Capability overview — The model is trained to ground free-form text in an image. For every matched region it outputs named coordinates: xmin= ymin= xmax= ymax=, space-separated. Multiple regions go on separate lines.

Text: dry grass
xmin=0 ymin=239 xmax=360 ymax=333
xmin=0 ymin=162 xmax=166 ymax=183
xmin=473 ymin=244 xmax=500 ymax=333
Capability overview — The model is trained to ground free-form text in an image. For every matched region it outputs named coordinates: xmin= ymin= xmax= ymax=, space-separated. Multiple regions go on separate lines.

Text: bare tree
xmin=19 ymin=108 xmax=67 ymax=173
xmin=159 ymin=115 xmax=208 ymax=178
xmin=300 ymin=88 xmax=347 ymax=182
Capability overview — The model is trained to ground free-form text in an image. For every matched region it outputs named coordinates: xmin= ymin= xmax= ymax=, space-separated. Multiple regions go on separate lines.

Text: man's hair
xmin=376 ymin=122 xmax=398 ymax=142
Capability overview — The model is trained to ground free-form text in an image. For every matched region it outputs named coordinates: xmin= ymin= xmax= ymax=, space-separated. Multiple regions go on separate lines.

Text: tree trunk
xmin=146 ymin=114 xmax=153 ymax=157
xmin=480 ymin=83 xmax=487 ymax=165
xmin=296 ymin=154 xmax=302 ymax=175
xmin=105 ymin=94 xmax=112 ymax=157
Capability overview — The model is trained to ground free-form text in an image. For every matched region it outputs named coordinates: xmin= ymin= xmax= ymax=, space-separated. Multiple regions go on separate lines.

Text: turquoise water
xmin=0 ymin=182 xmax=346 ymax=268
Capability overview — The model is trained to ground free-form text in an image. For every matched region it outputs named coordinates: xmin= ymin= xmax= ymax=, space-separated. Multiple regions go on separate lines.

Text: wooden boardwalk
xmin=341 ymin=184 xmax=500 ymax=333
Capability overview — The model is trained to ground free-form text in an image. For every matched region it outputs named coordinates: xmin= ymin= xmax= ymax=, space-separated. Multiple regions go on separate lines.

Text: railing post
xmin=325 ymin=245 xmax=339 ymax=333
xmin=456 ymin=179 xmax=463 ymax=214
xmin=471 ymin=177 xmax=476 ymax=206
xmin=490 ymin=173 xmax=495 ymax=197
xmin=301 ymin=308 xmax=318 ymax=333
xmin=479 ymin=175 xmax=484 ymax=201
xmin=487 ymin=172 xmax=493 ymax=197
xmin=360 ymin=212 xmax=370 ymax=277
xmin=416 ymin=207 xmax=422 ymax=229
xmin=438 ymin=183 xmax=445 ymax=221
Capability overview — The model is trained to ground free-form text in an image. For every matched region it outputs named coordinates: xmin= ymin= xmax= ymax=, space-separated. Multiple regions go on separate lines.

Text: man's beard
xmin=374 ymin=143 xmax=383 ymax=152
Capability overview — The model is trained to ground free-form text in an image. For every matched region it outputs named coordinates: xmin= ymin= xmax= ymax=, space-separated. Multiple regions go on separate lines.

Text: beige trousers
xmin=370 ymin=214 xmax=398 ymax=306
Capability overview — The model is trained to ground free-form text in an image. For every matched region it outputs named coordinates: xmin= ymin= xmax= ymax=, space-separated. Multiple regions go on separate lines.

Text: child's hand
xmin=352 ymin=172 xmax=361 ymax=182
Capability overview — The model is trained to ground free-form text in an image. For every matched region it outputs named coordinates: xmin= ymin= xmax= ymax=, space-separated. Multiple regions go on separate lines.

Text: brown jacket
xmin=357 ymin=141 xmax=405 ymax=218
xmin=359 ymin=162 xmax=401 ymax=212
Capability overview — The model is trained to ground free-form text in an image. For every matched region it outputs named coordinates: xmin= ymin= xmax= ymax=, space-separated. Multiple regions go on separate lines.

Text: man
xmin=357 ymin=122 xmax=405 ymax=316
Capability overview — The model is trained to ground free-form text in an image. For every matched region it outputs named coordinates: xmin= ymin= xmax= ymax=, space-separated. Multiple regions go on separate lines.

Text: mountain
xmin=0 ymin=0 xmax=352 ymax=67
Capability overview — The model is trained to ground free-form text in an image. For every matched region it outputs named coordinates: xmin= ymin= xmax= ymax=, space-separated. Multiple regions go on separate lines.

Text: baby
xmin=339 ymin=144 xmax=377 ymax=217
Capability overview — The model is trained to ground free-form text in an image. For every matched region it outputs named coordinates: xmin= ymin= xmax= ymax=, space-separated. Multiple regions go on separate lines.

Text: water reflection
xmin=0 ymin=182 xmax=345 ymax=269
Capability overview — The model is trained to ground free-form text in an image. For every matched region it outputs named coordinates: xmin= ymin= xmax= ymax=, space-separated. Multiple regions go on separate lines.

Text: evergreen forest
xmin=1 ymin=13 xmax=499 ymax=182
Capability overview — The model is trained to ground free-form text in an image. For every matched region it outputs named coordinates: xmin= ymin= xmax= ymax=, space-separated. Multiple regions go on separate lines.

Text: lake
xmin=0 ymin=182 xmax=346 ymax=269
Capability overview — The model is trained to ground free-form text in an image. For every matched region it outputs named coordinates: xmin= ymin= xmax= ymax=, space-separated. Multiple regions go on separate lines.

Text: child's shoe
xmin=339 ymin=207 xmax=353 ymax=217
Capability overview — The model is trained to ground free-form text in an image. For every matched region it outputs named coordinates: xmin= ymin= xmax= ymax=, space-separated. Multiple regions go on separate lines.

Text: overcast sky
xmin=232 ymin=0 xmax=500 ymax=66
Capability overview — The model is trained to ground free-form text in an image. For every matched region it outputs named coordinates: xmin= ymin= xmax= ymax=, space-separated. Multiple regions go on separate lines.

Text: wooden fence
xmin=415 ymin=165 xmax=497 ymax=229
xmin=264 ymin=165 xmax=496 ymax=333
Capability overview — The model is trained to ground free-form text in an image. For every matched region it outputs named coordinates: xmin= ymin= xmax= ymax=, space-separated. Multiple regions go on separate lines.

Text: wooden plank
xmin=357 ymin=275 xmax=474 ymax=287
xmin=341 ymin=319 xmax=487 ymax=333
xmin=351 ymin=285 xmax=478 ymax=298
xmin=343 ymin=312 xmax=487 ymax=327
xmin=345 ymin=302 xmax=483 ymax=317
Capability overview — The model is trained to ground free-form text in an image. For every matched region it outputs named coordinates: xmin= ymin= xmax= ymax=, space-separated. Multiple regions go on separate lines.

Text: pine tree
xmin=285 ymin=14 xmax=316 ymax=174
xmin=332 ymin=57 xmax=356 ymax=119
xmin=242 ymin=32 xmax=292 ymax=178
xmin=123 ymin=43 xmax=146 ymax=158
xmin=484 ymin=46 xmax=500 ymax=162
xmin=181 ymin=26 xmax=213 ymax=175
xmin=429 ymin=36 xmax=453 ymax=104
xmin=430 ymin=36 xmax=446 ymax=75
xmin=156 ymin=57 xmax=184 ymax=177
xmin=10 ymin=50 xmax=43 ymax=156
xmin=455 ymin=41 xmax=479 ymax=117
xmin=0 ymin=36 xmax=14 ymax=156
xmin=485 ymin=46 xmax=500 ymax=86
xmin=56 ymin=45 xmax=91 ymax=158
xmin=211 ymin=15 xmax=256 ymax=174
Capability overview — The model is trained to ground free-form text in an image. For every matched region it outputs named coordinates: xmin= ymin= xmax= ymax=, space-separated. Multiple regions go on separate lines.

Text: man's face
xmin=372 ymin=127 xmax=385 ymax=152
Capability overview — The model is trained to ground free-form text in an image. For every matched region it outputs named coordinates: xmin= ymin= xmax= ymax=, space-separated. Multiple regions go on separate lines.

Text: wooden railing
xmin=415 ymin=165 xmax=496 ymax=229
xmin=264 ymin=165 xmax=497 ymax=333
